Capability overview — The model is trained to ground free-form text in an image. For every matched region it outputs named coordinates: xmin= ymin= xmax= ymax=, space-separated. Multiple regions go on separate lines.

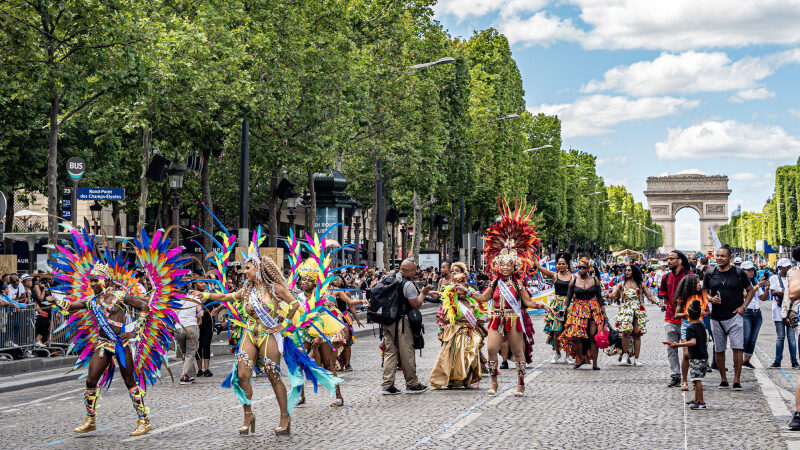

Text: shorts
xmin=689 ymin=359 xmax=708 ymax=381
xmin=680 ymin=320 xmax=690 ymax=341
xmin=711 ymin=315 xmax=744 ymax=352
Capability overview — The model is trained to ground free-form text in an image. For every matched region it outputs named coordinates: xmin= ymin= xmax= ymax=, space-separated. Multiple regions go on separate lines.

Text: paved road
xmin=1 ymin=303 xmax=798 ymax=449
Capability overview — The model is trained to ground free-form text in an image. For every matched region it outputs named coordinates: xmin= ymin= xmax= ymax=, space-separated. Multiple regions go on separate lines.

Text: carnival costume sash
xmin=89 ymin=296 xmax=127 ymax=368
xmin=249 ymin=290 xmax=278 ymax=329
xmin=497 ymin=279 xmax=527 ymax=335
xmin=459 ymin=298 xmax=478 ymax=328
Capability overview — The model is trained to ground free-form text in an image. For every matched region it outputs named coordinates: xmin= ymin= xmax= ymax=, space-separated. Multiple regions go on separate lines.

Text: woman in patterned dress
xmin=608 ymin=264 xmax=659 ymax=366
xmin=560 ymin=258 xmax=607 ymax=370
xmin=534 ymin=252 xmax=573 ymax=364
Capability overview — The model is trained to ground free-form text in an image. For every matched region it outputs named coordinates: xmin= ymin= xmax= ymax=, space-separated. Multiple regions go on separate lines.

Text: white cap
xmin=20 ymin=273 xmax=32 ymax=281
xmin=659 ymin=261 xmax=667 ymax=266
xmin=740 ymin=261 xmax=755 ymax=270
xmin=733 ymin=257 xmax=743 ymax=264
xmin=778 ymin=258 xmax=792 ymax=268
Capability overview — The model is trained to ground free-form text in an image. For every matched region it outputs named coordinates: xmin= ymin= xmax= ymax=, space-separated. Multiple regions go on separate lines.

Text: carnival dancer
xmin=429 ymin=262 xmax=487 ymax=389
xmin=473 ymin=197 xmax=552 ymax=397
xmin=330 ymin=275 xmax=369 ymax=372
xmin=292 ymin=259 xmax=363 ymax=407
xmin=191 ymin=227 xmax=342 ymax=436
xmin=51 ymin=228 xmax=191 ymax=436
xmin=534 ymin=252 xmax=573 ymax=364
xmin=560 ymin=258 xmax=607 ymax=370
xmin=607 ymin=264 xmax=659 ymax=366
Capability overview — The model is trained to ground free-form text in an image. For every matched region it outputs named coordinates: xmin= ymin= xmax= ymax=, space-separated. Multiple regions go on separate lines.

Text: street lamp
xmin=559 ymin=164 xmax=577 ymax=169
xmin=90 ymin=201 xmax=102 ymax=235
xmin=574 ymin=177 xmax=588 ymax=182
xmin=410 ymin=56 xmax=455 ymax=70
xmin=286 ymin=187 xmax=300 ymax=237
xmin=522 ymin=144 xmax=553 ymax=154
xmin=587 ymin=191 xmax=602 ymax=196
xmin=398 ymin=210 xmax=408 ymax=262
xmin=167 ymin=159 xmax=186 ymax=247
xmin=488 ymin=113 xmax=519 ymax=123
xmin=441 ymin=217 xmax=450 ymax=262
xmin=352 ymin=200 xmax=363 ymax=266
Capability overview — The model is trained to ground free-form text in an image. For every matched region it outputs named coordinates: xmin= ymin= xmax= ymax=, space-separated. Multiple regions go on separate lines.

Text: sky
xmin=433 ymin=0 xmax=800 ymax=250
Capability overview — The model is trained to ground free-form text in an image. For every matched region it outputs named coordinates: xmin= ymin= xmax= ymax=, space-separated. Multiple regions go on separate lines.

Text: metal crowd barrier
xmin=0 ymin=307 xmax=37 ymax=355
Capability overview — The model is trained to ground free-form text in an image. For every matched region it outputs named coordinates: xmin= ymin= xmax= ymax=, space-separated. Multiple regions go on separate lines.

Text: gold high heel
xmin=73 ymin=416 xmax=96 ymax=434
xmin=514 ymin=383 xmax=525 ymax=397
xmin=488 ymin=378 xmax=498 ymax=395
xmin=129 ymin=417 xmax=152 ymax=436
xmin=274 ymin=413 xmax=291 ymax=436
xmin=239 ymin=412 xmax=255 ymax=435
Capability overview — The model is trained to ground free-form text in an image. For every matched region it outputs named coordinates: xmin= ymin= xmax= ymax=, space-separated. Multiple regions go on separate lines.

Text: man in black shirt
xmin=702 ymin=245 xmax=755 ymax=390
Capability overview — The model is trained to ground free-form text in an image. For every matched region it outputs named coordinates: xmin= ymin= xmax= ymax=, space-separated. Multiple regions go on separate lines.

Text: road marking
xmin=121 ymin=416 xmax=206 ymax=442
xmin=486 ymin=364 xmax=543 ymax=406
xmin=751 ymin=353 xmax=792 ymax=418
xmin=438 ymin=412 xmax=482 ymax=439
xmin=681 ymin=391 xmax=688 ymax=450
xmin=10 ymin=387 xmax=85 ymax=408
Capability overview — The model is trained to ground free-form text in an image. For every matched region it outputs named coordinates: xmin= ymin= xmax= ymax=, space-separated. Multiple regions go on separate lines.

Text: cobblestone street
xmin=1 ymin=304 xmax=797 ymax=449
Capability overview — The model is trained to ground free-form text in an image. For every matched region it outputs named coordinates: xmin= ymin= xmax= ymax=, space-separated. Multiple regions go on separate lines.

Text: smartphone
xmin=661 ymin=341 xmax=672 ymax=345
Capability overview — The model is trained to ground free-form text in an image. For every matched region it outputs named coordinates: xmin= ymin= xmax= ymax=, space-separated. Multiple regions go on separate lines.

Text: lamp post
xmin=167 ymin=159 xmax=186 ymax=247
xmin=287 ymin=188 xmax=299 ymax=237
xmin=399 ymin=210 xmax=408 ymax=262
xmin=441 ymin=218 xmax=450 ymax=262
xmin=352 ymin=200 xmax=363 ymax=266
xmin=90 ymin=201 xmax=102 ymax=235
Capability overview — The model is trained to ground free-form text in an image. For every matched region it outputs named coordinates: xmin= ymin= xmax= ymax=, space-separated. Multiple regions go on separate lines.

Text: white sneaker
xmin=34 ymin=341 xmax=45 ymax=348
xmin=634 ymin=358 xmax=642 ymax=366
xmin=622 ymin=354 xmax=631 ymax=366
xmin=565 ymin=355 xmax=575 ymax=364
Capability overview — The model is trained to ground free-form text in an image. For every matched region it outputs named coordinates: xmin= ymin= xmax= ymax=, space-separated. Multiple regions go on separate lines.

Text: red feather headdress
xmin=483 ymin=196 xmax=541 ymax=280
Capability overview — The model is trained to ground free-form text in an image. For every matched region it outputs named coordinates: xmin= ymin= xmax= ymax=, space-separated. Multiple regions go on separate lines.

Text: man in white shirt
xmin=175 ymin=286 xmax=201 ymax=384
xmin=775 ymin=258 xmax=797 ymax=368
xmin=654 ymin=262 xmax=669 ymax=303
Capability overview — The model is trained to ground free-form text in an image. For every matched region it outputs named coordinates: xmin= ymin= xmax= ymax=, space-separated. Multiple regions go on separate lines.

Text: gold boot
xmin=73 ymin=416 xmax=96 ymax=433
xmin=129 ymin=417 xmax=152 ymax=436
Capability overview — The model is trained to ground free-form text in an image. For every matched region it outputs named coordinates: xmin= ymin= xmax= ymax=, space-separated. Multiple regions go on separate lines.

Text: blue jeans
xmin=775 ymin=321 xmax=798 ymax=365
xmin=742 ymin=310 xmax=762 ymax=356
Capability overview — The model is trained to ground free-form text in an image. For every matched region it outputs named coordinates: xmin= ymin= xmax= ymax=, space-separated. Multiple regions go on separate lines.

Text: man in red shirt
xmin=660 ymin=250 xmax=689 ymax=387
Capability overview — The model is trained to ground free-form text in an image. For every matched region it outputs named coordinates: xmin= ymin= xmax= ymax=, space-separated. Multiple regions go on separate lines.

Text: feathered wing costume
xmin=50 ymin=228 xmax=190 ymax=435
xmin=482 ymin=196 xmax=541 ymax=364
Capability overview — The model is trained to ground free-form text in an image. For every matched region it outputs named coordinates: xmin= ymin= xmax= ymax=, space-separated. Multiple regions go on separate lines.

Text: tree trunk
xmin=4 ymin=189 xmax=14 ymax=253
xmin=465 ymin=204 xmax=473 ymax=269
xmin=268 ymin=167 xmax=279 ymax=247
xmin=448 ymin=202 xmax=456 ymax=263
xmin=429 ymin=202 xmax=437 ymax=255
xmin=390 ymin=221 xmax=396 ymax=269
xmin=47 ymin=90 xmax=60 ymax=255
xmin=201 ymin=147 xmax=213 ymax=267
xmin=410 ymin=191 xmax=436 ymax=263
xmin=369 ymin=177 xmax=378 ymax=266
xmin=138 ymin=126 xmax=150 ymax=234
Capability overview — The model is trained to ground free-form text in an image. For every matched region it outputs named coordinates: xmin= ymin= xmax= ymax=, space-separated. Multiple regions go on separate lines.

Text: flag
xmin=709 ymin=224 xmax=722 ymax=251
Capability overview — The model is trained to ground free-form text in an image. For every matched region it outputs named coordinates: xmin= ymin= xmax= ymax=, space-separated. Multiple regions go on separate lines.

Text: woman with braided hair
xmin=560 ymin=257 xmax=608 ymax=370
xmin=192 ymin=251 xmax=300 ymax=435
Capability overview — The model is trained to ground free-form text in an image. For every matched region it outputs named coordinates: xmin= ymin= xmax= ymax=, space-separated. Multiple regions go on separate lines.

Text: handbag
xmin=594 ymin=320 xmax=610 ymax=349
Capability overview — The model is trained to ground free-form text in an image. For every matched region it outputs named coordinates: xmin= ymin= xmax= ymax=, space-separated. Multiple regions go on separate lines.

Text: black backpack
xmin=368 ymin=274 xmax=407 ymax=325
xmin=408 ymin=308 xmax=425 ymax=350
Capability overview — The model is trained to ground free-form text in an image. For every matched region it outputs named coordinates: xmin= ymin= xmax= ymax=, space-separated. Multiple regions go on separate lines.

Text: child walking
xmin=670 ymin=299 xmax=708 ymax=410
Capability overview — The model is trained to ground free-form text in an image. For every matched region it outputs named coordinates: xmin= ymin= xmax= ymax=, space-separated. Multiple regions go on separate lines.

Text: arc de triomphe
xmin=644 ymin=174 xmax=731 ymax=252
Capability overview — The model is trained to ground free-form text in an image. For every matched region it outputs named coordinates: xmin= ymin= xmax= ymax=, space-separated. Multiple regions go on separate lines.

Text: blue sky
xmin=434 ymin=0 xmax=800 ymax=249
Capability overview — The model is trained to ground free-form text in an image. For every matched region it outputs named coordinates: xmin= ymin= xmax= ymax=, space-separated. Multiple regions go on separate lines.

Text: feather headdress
xmin=482 ymin=195 xmax=541 ymax=279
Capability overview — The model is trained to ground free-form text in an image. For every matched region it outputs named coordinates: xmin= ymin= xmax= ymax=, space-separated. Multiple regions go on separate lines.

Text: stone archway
xmin=644 ymin=174 xmax=731 ymax=252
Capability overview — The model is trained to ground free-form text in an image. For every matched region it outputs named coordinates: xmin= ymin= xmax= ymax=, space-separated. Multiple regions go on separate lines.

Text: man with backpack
xmin=660 ymin=250 xmax=689 ymax=387
xmin=372 ymin=259 xmax=431 ymax=395
xmin=703 ymin=245 xmax=756 ymax=390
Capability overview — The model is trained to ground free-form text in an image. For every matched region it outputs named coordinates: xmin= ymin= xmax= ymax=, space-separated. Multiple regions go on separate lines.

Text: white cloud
xmin=729 ymin=87 xmax=776 ymax=103
xmin=597 ymin=155 xmax=627 ymax=167
xmin=659 ymin=169 xmax=707 ymax=176
xmin=501 ymin=12 xmax=585 ymax=46
xmin=448 ymin=1 xmax=800 ymax=51
xmin=789 ymin=109 xmax=800 ymax=119
xmin=655 ymin=120 xmax=800 ymax=160
xmin=533 ymin=95 xmax=699 ymax=138
xmin=730 ymin=172 xmax=757 ymax=181
xmin=766 ymin=161 xmax=777 ymax=167
xmin=603 ymin=177 xmax=630 ymax=187
xmin=581 ymin=50 xmax=800 ymax=97
xmin=433 ymin=0 xmax=547 ymax=20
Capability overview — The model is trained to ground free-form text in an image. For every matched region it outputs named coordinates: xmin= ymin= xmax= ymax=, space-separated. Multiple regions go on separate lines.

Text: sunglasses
xmin=578 ymin=266 xmax=588 ymax=269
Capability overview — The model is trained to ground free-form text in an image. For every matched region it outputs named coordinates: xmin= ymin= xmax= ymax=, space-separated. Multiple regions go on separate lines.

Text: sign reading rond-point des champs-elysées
xmin=77 ymin=188 xmax=125 ymax=201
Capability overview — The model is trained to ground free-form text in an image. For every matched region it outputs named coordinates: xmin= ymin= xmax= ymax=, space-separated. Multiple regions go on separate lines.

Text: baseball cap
xmin=733 ymin=257 xmax=743 ymax=264
xmin=778 ymin=258 xmax=792 ymax=268
xmin=20 ymin=274 xmax=32 ymax=281
xmin=740 ymin=261 xmax=755 ymax=270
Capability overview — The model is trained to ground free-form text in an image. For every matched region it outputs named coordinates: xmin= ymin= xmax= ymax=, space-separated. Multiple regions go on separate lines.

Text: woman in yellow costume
xmin=191 ymin=228 xmax=341 ymax=436
xmin=429 ymin=262 xmax=487 ymax=389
